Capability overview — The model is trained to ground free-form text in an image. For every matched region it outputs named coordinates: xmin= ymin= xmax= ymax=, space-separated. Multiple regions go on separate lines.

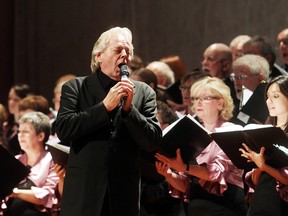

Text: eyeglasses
xmin=279 ymin=39 xmax=288 ymax=46
xmin=179 ymin=86 xmax=191 ymax=91
xmin=230 ymin=73 xmax=248 ymax=81
xmin=191 ymin=96 xmax=220 ymax=103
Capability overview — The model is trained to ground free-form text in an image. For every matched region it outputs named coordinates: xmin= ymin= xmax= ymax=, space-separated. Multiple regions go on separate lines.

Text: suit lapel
xmin=86 ymin=73 xmax=107 ymax=102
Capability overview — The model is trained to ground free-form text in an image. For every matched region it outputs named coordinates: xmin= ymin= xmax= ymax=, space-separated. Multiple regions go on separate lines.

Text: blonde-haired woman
xmin=156 ymin=76 xmax=247 ymax=216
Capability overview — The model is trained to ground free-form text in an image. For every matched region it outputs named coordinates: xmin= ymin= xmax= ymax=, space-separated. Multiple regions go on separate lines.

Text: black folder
xmin=159 ymin=115 xmax=212 ymax=164
xmin=211 ymin=124 xmax=288 ymax=169
xmin=0 ymin=145 xmax=30 ymax=200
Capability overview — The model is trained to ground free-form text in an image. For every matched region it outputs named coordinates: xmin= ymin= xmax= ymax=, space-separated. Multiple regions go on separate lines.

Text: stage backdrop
xmin=1 ymin=0 xmax=288 ymax=106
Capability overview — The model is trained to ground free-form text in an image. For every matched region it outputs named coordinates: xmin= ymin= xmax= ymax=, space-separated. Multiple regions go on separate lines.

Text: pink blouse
xmin=16 ymin=151 xmax=59 ymax=211
xmin=170 ymin=122 xmax=244 ymax=201
xmin=245 ymin=167 xmax=288 ymax=203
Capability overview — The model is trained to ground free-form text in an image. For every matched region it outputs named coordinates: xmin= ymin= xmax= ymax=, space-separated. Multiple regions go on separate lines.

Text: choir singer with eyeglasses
xmin=155 ymin=76 xmax=248 ymax=216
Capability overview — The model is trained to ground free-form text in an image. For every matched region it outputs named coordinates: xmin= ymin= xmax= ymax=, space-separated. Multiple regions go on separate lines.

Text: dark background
xmin=1 ymin=0 xmax=288 ymax=107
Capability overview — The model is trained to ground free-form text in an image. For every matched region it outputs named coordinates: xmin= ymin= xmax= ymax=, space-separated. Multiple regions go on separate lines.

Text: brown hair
xmin=160 ymin=55 xmax=188 ymax=81
xmin=18 ymin=95 xmax=50 ymax=115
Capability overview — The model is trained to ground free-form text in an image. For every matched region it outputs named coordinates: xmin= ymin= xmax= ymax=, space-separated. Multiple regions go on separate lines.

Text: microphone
xmin=119 ymin=64 xmax=129 ymax=80
xmin=119 ymin=64 xmax=129 ymax=106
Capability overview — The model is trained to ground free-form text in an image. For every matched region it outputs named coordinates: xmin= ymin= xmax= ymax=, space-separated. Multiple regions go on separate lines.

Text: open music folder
xmin=0 ymin=145 xmax=30 ymax=200
xmin=158 ymin=114 xmax=212 ymax=164
xmin=211 ymin=124 xmax=288 ymax=169
xmin=159 ymin=115 xmax=288 ymax=170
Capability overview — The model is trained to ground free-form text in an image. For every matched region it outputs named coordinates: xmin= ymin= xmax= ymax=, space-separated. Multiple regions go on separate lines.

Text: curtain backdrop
xmin=1 ymin=0 xmax=288 ymax=106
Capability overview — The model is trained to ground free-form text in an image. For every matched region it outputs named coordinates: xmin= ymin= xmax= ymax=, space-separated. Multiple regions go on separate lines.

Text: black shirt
xmin=97 ymin=69 xmax=118 ymax=93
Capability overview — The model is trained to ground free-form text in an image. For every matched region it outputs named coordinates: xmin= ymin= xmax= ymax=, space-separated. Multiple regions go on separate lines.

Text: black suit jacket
xmin=54 ymin=73 xmax=162 ymax=216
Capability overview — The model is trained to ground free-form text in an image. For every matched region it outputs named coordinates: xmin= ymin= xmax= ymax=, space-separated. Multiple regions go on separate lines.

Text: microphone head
xmin=119 ymin=64 xmax=129 ymax=79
